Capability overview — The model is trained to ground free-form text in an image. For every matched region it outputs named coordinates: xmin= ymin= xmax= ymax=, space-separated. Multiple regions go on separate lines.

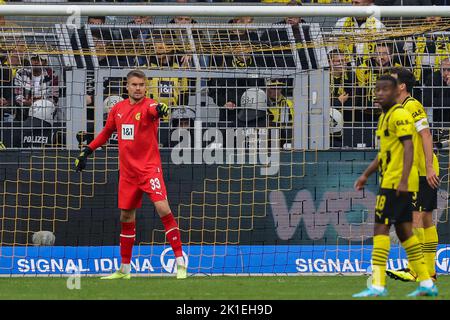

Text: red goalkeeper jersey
xmin=88 ymin=97 xmax=162 ymax=180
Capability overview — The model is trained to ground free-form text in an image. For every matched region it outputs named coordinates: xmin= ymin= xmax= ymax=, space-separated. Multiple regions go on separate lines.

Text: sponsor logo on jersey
xmin=396 ymin=119 xmax=410 ymax=126
xmin=412 ymin=109 xmax=424 ymax=118
xmin=135 ymin=112 xmax=141 ymax=121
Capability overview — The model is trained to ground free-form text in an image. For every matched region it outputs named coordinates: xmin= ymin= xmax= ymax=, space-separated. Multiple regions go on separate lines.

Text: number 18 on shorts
xmin=374 ymin=188 xmax=413 ymax=225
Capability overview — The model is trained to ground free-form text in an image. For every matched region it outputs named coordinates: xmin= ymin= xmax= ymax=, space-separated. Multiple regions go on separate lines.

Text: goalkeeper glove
xmin=75 ymin=146 xmax=93 ymax=172
xmin=156 ymin=103 xmax=169 ymax=118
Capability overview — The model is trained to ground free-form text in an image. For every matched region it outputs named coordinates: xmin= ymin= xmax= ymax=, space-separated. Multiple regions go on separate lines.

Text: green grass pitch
xmin=0 ymin=276 xmax=448 ymax=300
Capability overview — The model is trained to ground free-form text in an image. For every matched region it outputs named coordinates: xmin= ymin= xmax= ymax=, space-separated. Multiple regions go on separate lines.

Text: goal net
xmin=0 ymin=5 xmax=449 ymax=276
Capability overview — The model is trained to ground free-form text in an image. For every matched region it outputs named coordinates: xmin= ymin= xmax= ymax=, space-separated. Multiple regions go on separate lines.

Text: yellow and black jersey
xmin=402 ymin=96 xmax=439 ymax=177
xmin=356 ymin=61 xmax=403 ymax=106
xmin=376 ymin=104 xmax=419 ymax=192
xmin=414 ymin=34 xmax=450 ymax=82
xmin=146 ymin=62 xmax=189 ymax=121
xmin=146 ymin=62 xmax=188 ymax=106
xmin=261 ymin=0 xmax=302 ymax=3
xmin=268 ymin=96 xmax=294 ymax=124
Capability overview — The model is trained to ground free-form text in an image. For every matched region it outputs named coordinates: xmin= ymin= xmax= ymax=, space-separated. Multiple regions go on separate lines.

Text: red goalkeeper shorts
xmin=118 ymin=168 xmax=168 ymax=210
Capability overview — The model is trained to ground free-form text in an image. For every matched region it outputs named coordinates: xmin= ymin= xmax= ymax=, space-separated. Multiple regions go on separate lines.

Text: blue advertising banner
xmin=1 ymin=245 xmax=449 ymax=275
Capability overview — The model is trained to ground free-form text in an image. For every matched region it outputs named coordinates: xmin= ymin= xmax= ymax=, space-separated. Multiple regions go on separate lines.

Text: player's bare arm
xmin=419 ymin=128 xmax=439 ymax=189
xmin=354 ymin=155 xmax=379 ymax=191
xmin=398 ymin=138 xmax=413 ymax=196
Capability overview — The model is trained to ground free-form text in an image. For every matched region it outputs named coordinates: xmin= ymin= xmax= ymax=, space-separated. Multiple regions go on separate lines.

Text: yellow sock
xmin=402 ymin=236 xmax=430 ymax=282
xmin=413 ymin=227 xmax=425 ymax=247
xmin=423 ymin=226 xmax=439 ymax=276
xmin=372 ymin=235 xmax=390 ymax=287
xmin=407 ymin=228 xmax=425 ymax=275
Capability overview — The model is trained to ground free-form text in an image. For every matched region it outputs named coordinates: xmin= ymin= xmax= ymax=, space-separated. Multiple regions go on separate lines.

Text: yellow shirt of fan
xmin=145 ymin=63 xmax=188 ymax=121
xmin=402 ymin=96 xmax=439 ymax=177
xmin=376 ymin=104 xmax=419 ymax=192
xmin=261 ymin=0 xmax=302 ymax=3
xmin=268 ymin=97 xmax=294 ymax=124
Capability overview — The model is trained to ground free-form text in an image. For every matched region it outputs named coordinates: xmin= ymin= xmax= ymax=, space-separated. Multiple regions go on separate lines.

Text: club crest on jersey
xmin=135 ymin=112 xmax=141 ymax=121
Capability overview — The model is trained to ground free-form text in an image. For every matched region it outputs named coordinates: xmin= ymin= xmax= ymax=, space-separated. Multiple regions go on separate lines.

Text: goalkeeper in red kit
xmin=74 ymin=70 xmax=186 ymax=280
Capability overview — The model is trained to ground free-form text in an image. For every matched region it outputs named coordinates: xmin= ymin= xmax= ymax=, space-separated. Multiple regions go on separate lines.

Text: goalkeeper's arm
xmin=147 ymin=102 xmax=169 ymax=119
xmin=74 ymin=111 xmax=116 ymax=172
xmin=155 ymin=102 xmax=169 ymax=118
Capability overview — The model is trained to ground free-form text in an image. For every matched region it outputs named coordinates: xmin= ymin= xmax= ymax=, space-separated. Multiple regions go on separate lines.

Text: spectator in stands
xmin=122 ymin=15 xmax=153 ymax=41
xmin=71 ymin=15 xmax=113 ymax=68
xmin=328 ymin=49 xmax=358 ymax=147
xmin=424 ymin=58 xmax=450 ymax=126
xmin=332 ymin=0 xmax=385 ymax=63
xmin=208 ymin=73 xmax=264 ymax=125
xmin=355 ymin=43 xmax=403 ymax=111
xmin=146 ymin=41 xmax=190 ymax=122
xmin=170 ymin=16 xmax=198 ymax=24
xmin=91 ymin=29 xmax=127 ymax=67
xmin=236 ymin=87 xmax=268 ymax=128
xmin=121 ymin=16 xmax=154 ymax=66
xmin=265 ymin=79 xmax=295 ymax=147
xmin=171 ymin=106 xmax=196 ymax=128
xmin=261 ymin=0 xmax=302 ymax=2
xmin=211 ymin=16 xmax=259 ymax=69
xmin=167 ymin=15 xmax=200 ymax=68
xmin=266 ymin=79 xmax=294 ymax=125
xmin=260 ymin=1 xmax=312 ymax=69
xmin=167 ymin=107 xmax=196 ymax=148
xmin=13 ymin=54 xmax=59 ymax=124
xmin=78 ymin=29 xmax=127 ymax=145
xmin=412 ymin=32 xmax=450 ymax=87
xmin=373 ymin=43 xmax=403 ymax=72
xmin=0 ymin=51 xmax=14 ymax=122
xmin=229 ymin=16 xmax=255 ymax=28
xmin=329 ymin=49 xmax=356 ymax=108
xmin=87 ymin=16 xmax=106 ymax=25
xmin=208 ymin=15 xmax=263 ymax=124
xmin=131 ymin=16 xmax=153 ymax=25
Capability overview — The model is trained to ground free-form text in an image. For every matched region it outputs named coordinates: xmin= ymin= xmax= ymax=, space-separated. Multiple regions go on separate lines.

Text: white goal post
xmin=0 ymin=4 xmax=449 ymax=18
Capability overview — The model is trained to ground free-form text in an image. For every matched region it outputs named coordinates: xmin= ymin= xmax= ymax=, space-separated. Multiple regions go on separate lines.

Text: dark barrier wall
xmin=1 ymin=150 xmax=449 ymax=246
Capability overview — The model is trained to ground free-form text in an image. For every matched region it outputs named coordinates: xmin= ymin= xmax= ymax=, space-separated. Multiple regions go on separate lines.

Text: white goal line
xmin=0 ymin=272 xmax=370 ymax=278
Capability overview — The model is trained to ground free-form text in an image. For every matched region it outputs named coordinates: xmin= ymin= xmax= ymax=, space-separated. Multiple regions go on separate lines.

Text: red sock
xmin=120 ymin=221 xmax=135 ymax=264
xmin=161 ymin=213 xmax=183 ymax=258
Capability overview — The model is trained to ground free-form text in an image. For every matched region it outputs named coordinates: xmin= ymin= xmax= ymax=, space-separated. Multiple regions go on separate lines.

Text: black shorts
xmin=413 ymin=176 xmax=438 ymax=212
xmin=375 ymin=188 xmax=413 ymax=225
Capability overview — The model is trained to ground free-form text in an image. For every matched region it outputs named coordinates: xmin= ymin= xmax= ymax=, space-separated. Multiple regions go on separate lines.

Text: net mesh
xmin=0 ymin=10 xmax=449 ymax=275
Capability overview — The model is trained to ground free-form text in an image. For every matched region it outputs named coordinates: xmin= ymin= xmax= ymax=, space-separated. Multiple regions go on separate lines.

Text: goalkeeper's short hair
xmin=127 ymin=69 xmax=146 ymax=81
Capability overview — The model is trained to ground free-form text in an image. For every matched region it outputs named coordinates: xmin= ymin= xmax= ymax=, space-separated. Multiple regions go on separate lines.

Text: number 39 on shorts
xmin=150 ymin=178 xmax=161 ymax=190
xmin=375 ymin=195 xmax=386 ymax=211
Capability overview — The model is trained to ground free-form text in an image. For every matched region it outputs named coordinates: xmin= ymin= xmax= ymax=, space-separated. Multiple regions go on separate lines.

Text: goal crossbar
xmin=0 ymin=4 xmax=449 ymax=18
